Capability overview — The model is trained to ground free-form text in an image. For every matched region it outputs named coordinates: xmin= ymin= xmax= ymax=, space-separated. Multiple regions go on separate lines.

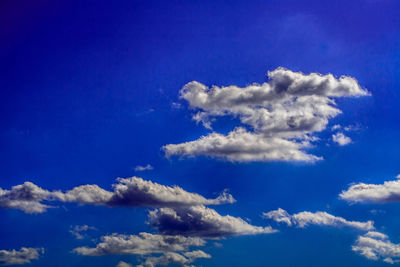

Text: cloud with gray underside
xmin=0 ymin=177 xmax=235 ymax=214
xmin=163 ymin=67 xmax=369 ymax=162
xmin=0 ymin=247 xmax=43 ymax=265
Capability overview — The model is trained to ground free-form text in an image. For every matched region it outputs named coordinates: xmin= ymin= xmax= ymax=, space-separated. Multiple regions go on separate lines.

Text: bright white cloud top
xmin=340 ymin=176 xmax=400 ymax=203
xmin=353 ymin=231 xmax=400 ymax=264
xmin=163 ymin=67 xmax=369 ymax=162
xmin=262 ymin=208 xmax=374 ymax=231
xmin=332 ymin=132 xmax=352 ymax=146
xmin=0 ymin=177 xmax=235 ymax=214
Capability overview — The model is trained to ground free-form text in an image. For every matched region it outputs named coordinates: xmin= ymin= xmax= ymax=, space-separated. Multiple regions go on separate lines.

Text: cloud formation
xmin=353 ymin=231 xmax=400 ymax=264
xmin=0 ymin=247 xmax=43 ymax=265
xmin=164 ymin=67 xmax=368 ymax=162
xmin=262 ymin=208 xmax=374 ymax=231
xmin=332 ymin=132 xmax=352 ymax=146
xmin=149 ymin=205 xmax=277 ymax=238
xmin=69 ymin=225 xmax=97 ymax=240
xmin=340 ymin=177 xmax=400 ymax=204
xmin=0 ymin=177 xmax=234 ymax=213
xmin=75 ymin=233 xmax=209 ymax=267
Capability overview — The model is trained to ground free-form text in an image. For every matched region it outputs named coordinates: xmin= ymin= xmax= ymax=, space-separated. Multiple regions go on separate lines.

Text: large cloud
xmin=340 ymin=177 xmax=400 ymax=204
xmin=0 ymin=177 xmax=234 ymax=213
xmin=148 ymin=205 xmax=277 ymax=238
xmin=262 ymin=208 xmax=374 ymax=231
xmin=353 ymin=231 xmax=400 ymax=264
xmin=0 ymin=247 xmax=43 ymax=265
xmin=163 ymin=67 xmax=369 ymax=162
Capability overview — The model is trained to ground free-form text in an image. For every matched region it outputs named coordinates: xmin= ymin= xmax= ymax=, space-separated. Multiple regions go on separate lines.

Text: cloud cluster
xmin=262 ymin=208 xmax=374 ymax=231
xmin=0 ymin=247 xmax=43 ymax=265
xmin=149 ymin=205 xmax=276 ymax=238
xmin=163 ymin=67 xmax=368 ymax=162
xmin=353 ymin=231 xmax=400 ymax=264
xmin=340 ymin=177 xmax=400 ymax=204
xmin=74 ymin=233 xmax=209 ymax=267
xmin=0 ymin=177 xmax=235 ymax=214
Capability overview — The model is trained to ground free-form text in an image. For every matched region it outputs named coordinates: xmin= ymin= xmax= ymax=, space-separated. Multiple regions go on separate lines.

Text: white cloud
xmin=0 ymin=182 xmax=55 ymax=214
xmin=353 ymin=231 xmax=400 ymax=263
xmin=262 ymin=208 xmax=374 ymax=231
xmin=69 ymin=225 xmax=97 ymax=240
xmin=0 ymin=247 xmax=43 ymax=265
xmin=340 ymin=177 xmax=400 ymax=204
xmin=332 ymin=132 xmax=352 ymax=146
xmin=0 ymin=177 xmax=234 ymax=213
xmin=75 ymin=233 xmax=209 ymax=267
xmin=134 ymin=164 xmax=154 ymax=172
xmin=163 ymin=67 xmax=369 ymax=162
xmin=148 ymin=205 xmax=277 ymax=238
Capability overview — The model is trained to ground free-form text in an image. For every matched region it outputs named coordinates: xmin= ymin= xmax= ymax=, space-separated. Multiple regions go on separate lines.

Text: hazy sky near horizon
xmin=1 ymin=1 xmax=400 ymax=266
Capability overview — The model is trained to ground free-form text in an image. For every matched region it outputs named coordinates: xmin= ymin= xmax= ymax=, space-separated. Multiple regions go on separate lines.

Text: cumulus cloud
xmin=69 ymin=225 xmax=97 ymax=240
xmin=262 ymin=208 xmax=374 ymax=231
xmin=340 ymin=177 xmax=400 ymax=204
xmin=148 ymin=205 xmax=277 ymax=238
xmin=0 ymin=182 xmax=56 ymax=214
xmin=74 ymin=233 xmax=205 ymax=256
xmin=134 ymin=165 xmax=154 ymax=172
xmin=332 ymin=132 xmax=352 ymax=146
xmin=163 ymin=67 xmax=369 ymax=162
xmin=0 ymin=177 xmax=234 ymax=213
xmin=0 ymin=247 xmax=43 ymax=265
xmin=353 ymin=231 xmax=400 ymax=263
xmin=75 ymin=233 xmax=209 ymax=267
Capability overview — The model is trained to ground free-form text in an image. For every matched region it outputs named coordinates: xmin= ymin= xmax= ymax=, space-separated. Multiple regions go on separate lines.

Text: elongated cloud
xmin=163 ymin=67 xmax=369 ymax=162
xmin=0 ymin=247 xmax=43 ymax=265
xmin=75 ymin=233 xmax=209 ymax=267
xmin=148 ymin=205 xmax=276 ymax=238
xmin=0 ymin=177 xmax=234 ymax=214
xmin=353 ymin=231 xmax=400 ymax=264
xmin=340 ymin=177 xmax=400 ymax=204
xmin=262 ymin=208 xmax=374 ymax=231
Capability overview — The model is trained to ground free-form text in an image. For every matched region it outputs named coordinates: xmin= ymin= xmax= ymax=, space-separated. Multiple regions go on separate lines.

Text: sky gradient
xmin=1 ymin=0 xmax=400 ymax=266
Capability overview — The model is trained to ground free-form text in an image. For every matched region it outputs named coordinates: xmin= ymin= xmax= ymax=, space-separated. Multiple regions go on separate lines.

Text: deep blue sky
xmin=1 ymin=0 xmax=400 ymax=266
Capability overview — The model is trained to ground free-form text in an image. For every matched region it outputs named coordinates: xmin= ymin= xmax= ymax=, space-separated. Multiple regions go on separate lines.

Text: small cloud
xmin=331 ymin=124 xmax=341 ymax=131
xmin=171 ymin=102 xmax=182 ymax=109
xmin=213 ymin=242 xmax=223 ymax=248
xmin=0 ymin=247 xmax=44 ymax=265
xmin=332 ymin=132 xmax=352 ymax=146
xmin=70 ymin=225 xmax=97 ymax=240
xmin=134 ymin=164 xmax=154 ymax=172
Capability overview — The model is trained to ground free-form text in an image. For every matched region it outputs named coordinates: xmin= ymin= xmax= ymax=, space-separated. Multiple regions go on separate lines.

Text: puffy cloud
xmin=0 ymin=247 xmax=43 ymax=265
xmin=148 ymin=205 xmax=277 ymax=238
xmin=332 ymin=132 xmax=352 ymax=146
xmin=69 ymin=225 xmax=97 ymax=240
xmin=75 ymin=233 xmax=209 ymax=267
xmin=262 ymin=208 xmax=374 ymax=231
xmin=73 ymin=232 xmax=205 ymax=256
xmin=163 ymin=67 xmax=369 ymax=162
xmin=0 ymin=182 xmax=56 ymax=214
xmin=340 ymin=177 xmax=400 ymax=204
xmin=138 ymin=250 xmax=211 ymax=267
xmin=353 ymin=231 xmax=400 ymax=263
xmin=0 ymin=177 xmax=234 ymax=213
xmin=134 ymin=165 xmax=154 ymax=172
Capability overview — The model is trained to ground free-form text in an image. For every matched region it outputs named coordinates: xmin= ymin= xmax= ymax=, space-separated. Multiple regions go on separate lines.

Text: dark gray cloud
xmin=148 ymin=205 xmax=276 ymax=238
xmin=0 ymin=247 xmax=43 ymax=265
xmin=163 ymin=67 xmax=369 ymax=162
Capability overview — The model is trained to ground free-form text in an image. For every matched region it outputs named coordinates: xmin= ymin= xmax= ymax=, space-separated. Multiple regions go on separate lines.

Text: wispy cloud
xmin=134 ymin=164 xmax=154 ymax=172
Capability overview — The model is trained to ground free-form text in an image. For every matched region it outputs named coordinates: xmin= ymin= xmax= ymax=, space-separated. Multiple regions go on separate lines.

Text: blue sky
xmin=1 ymin=0 xmax=400 ymax=266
